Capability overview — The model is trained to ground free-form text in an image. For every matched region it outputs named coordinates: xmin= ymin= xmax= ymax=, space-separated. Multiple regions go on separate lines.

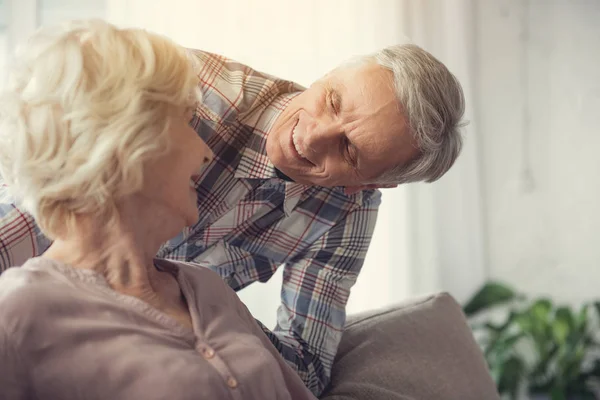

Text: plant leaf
xmin=531 ymin=298 xmax=552 ymax=321
xmin=552 ymin=316 xmax=570 ymax=345
xmin=497 ymin=356 xmax=525 ymax=399
xmin=463 ymin=281 xmax=518 ymax=316
xmin=550 ymin=387 xmax=567 ymax=400
xmin=579 ymin=359 xmax=600 ymax=379
xmin=593 ymin=302 xmax=600 ymax=320
xmin=484 ymin=311 xmax=519 ymax=336
xmin=555 ymin=307 xmax=575 ymax=330
xmin=530 ymin=343 xmax=559 ymax=384
xmin=483 ymin=312 xmax=520 ymax=358
xmin=528 ymin=299 xmax=554 ymax=352
xmin=577 ymin=304 xmax=589 ymax=329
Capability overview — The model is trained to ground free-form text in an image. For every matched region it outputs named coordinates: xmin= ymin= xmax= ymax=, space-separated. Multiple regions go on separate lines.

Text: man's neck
xmin=274 ymin=167 xmax=295 ymax=182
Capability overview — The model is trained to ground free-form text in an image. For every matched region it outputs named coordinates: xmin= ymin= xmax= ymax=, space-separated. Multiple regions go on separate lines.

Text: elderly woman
xmin=0 ymin=20 xmax=316 ymax=400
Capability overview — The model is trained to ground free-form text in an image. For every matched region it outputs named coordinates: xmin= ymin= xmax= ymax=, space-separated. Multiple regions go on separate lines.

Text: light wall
xmin=475 ymin=0 xmax=600 ymax=305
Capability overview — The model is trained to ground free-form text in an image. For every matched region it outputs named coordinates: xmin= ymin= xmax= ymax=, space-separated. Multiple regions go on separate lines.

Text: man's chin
xmin=284 ymin=172 xmax=336 ymax=187
xmin=278 ymin=169 xmax=310 ymax=185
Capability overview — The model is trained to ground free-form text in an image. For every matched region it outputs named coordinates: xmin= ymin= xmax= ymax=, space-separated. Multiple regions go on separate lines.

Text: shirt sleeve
xmin=0 ymin=186 xmax=52 ymax=272
xmin=260 ymin=189 xmax=382 ymax=396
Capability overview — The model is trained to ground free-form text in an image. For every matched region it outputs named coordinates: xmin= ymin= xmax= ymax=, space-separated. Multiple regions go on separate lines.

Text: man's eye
xmin=343 ymin=137 xmax=357 ymax=166
xmin=328 ymin=92 xmax=339 ymax=114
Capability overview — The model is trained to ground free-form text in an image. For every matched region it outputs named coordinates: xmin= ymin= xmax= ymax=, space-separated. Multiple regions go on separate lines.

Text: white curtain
xmin=0 ymin=0 xmax=7 ymax=88
xmin=399 ymin=0 xmax=486 ymax=304
xmin=0 ymin=0 xmax=106 ymax=88
xmin=0 ymin=0 xmax=37 ymax=90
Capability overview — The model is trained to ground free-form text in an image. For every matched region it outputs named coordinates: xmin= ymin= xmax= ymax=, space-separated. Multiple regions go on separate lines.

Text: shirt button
xmin=202 ymin=347 xmax=215 ymax=359
xmin=226 ymin=377 xmax=238 ymax=389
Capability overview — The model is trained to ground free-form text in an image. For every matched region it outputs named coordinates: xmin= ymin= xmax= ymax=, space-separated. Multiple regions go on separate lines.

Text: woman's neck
xmin=42 ymin=203 xmax=179 ymax=303
xmin=42 ymin=197 xmax=194 ymax=329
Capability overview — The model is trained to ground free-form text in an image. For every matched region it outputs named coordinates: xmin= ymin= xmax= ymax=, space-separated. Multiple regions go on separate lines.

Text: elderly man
xmin=0 ymin=43 xmax=464 ymax=396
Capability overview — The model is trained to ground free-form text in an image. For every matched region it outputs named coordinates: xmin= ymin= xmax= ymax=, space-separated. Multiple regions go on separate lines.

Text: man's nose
xmin=304 ymin=121 xmax=343 ymax=151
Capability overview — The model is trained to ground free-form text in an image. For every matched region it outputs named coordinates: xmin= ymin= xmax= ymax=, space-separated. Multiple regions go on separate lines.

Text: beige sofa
xmin=321 ymin=293 xmax=500 ymax=400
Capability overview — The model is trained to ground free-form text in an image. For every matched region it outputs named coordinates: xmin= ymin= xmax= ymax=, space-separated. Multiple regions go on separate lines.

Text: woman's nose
xmin=196 ymin=139 xmax=214 ymax=167
xmin=202 ymin=144 xmax=214 ymax=165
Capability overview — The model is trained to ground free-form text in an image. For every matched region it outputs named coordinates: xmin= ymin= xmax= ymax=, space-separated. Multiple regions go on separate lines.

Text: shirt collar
xmin=235 ymin=92 xmax=300 ymax=180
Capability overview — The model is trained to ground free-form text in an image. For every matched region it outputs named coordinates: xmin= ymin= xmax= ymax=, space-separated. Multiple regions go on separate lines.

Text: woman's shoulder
xmin=0 ymin=257 xmax=59 ymax=296
xmin=0 ymin=258 xmax=75 ymax=331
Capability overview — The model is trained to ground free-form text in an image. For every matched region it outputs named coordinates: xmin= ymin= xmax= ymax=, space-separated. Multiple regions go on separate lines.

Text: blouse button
xmin=226 ymin=377 xmax=238 ymax=389
xmin=202 ymin=347 xmax=215 ymax=359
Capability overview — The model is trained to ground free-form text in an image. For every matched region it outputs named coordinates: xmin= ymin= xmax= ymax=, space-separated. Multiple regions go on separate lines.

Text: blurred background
xmin=0 ymin=0 xmax=598 ymax=334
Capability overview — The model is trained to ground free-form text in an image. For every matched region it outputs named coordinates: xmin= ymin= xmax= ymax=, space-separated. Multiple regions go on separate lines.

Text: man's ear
xmin=343 ymin=183 xmax=398 ymax=195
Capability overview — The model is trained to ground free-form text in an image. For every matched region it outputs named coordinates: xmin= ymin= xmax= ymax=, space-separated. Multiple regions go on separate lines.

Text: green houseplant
xmin=463 ymin=282 xmax=600 ymax=400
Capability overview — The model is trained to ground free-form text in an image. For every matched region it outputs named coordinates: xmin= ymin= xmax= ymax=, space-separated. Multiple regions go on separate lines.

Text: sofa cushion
xmin=320 ymin=293 xmax=500 ymax=400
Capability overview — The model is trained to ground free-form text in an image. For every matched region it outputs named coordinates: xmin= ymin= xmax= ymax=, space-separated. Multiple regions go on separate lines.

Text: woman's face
xmin=140 ymin=108 xmax=213 ymax=231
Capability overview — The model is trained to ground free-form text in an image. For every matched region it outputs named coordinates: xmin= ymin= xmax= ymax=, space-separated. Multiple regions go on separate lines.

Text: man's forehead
xmin=329 ymin=65 xmax=396 ymax=102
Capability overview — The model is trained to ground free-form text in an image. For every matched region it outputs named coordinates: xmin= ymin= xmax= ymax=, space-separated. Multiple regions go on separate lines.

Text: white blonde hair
xmin=0 ymin=19 xmax=201 ymax=239
xmin=342 ymin=44 xmax=466 ymax=184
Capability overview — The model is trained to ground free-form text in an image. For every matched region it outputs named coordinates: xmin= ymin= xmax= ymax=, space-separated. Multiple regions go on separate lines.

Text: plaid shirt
xmin=0 ymin=49 xmax=381 ymax=396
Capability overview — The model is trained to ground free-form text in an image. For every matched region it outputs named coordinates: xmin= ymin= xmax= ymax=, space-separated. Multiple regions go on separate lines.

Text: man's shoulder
xmin=0 ymin=199 xmax=50 ymax=271
xmin=186 ymin=48 xmax=232 ymax=64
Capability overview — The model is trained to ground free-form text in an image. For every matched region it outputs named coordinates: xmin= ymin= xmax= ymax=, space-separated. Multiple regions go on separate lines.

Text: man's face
xmin=266 ymin=63 xmax=419 ymax=187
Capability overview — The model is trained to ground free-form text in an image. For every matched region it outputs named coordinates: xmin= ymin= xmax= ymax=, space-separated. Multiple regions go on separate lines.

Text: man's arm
xmin=0 ymin=186 xmax=51 ymax=272
xmin=260 ymin=189 xmax=381 ymax=396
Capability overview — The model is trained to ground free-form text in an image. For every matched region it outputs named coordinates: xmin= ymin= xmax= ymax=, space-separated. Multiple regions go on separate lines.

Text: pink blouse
xmin=0 ymin=257 xmax=317 ymax=400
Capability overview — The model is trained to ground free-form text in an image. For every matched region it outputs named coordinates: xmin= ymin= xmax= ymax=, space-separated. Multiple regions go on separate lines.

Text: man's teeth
xmin=292 ymin=128 xmax=307 ymax=159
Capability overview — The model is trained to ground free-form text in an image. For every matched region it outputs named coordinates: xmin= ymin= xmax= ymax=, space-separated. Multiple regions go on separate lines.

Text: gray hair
xmin=346 ymin=44 xmax=466 ymax=184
